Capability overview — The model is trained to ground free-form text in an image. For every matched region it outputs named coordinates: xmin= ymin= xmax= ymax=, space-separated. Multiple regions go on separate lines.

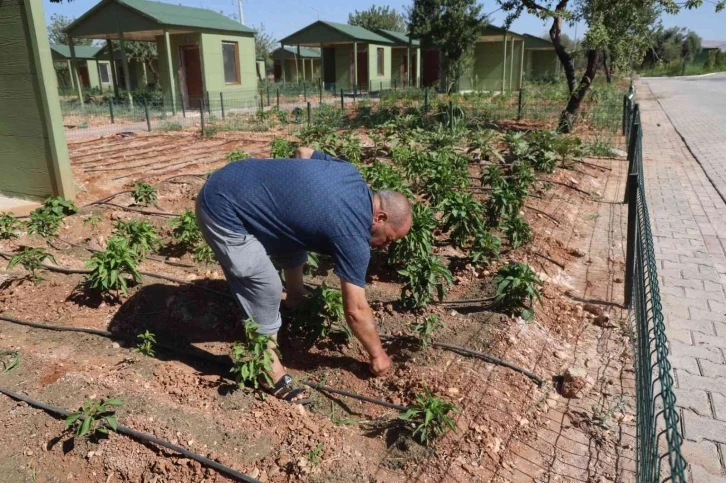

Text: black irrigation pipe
xmin=467 ymin=175 xmax=593 ymax=196
xmin=302 ymin=381 xmax=408 ymax=412
xmin=436 ymin=296 xmax=495 ymax=305
xmin=84 ymin=190 xmax=133 ymax=207
xmin=524 ymin=205 xmax=560 ymax=225
xmin=95 ymin=202 xmax=177 ymax=217
xmin=533 ymin=251 xmax=565 ymax=269
xmin=0 ymin=387 xmax=261 ymax=483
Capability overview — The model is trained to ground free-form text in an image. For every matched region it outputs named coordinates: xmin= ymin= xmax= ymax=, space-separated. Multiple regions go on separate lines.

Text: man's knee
xmin=294 ymin=146 xmax=314 ymax=159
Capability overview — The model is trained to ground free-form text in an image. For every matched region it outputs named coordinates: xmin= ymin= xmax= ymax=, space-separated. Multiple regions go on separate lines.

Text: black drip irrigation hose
xmin=378 ymin=334 xmax=545 ymax=386
xmin=302 ymin=381 xmax=408 ymax=412
xmin=0 ymin=386 xmax=261 ymax=483
xmin=95 ymin=202 xmax=177 ymax=217
xmin=524 ymin=205 xmax=560 ymax=225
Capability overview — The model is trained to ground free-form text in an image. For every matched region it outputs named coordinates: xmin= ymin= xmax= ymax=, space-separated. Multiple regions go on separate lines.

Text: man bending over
xmin=196 ymin=148 xmax=412 ymax=403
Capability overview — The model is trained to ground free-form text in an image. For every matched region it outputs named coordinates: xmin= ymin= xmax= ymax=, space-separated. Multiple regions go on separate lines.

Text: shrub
xmin=270 ymin=137 xmax=297 ymax=158
xmin=42 ymin=196 xmax=78 ymax=217
xmin=65 ymin=397 xmax=122 ymax=439
xmin=113 ymin=220 xmax=161 ymax=258
xmin=0 ymin=213 xmax=21 ymax=240
xmin=131 ymin=183 xmax=157 ymax=206
xmin=399 ymin=388 xmax=459 ymax=444
xmin=528 ymin=131 xmax=559 ymax=173
xmin=7 ymin=246 xmax=56 ymax=282
xmin=226 ymin=148 xmax=251 ymax=162
xmin=492 ymin=262 xmax=543 ymax=321
xmin=411 ymin=315 xmax=445 ymax=349
xmin=169 ymin=210 xmax=202 ymax=250
xmin=399 ymin=254 xmax=454 ymax=309
xmin=85 ymin=236 xmax=142 ymax=296
xmin=230 ymin=320 xmax=279 ymax=389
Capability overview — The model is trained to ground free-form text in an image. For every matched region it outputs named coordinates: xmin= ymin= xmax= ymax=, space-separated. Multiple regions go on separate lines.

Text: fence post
xmin=276 ymin=88 xmax=280 ymax=108
xmin=319 ymin=80 xmax=322 ymax=104
xmin=424 ymin=87 xmax=429 ymax=112
xmin=220 ymin=92 xmax=225 ymax=121
xmin=200 ymin=100 xmax=206 ymax=137
xmin=206 ymin=92 xmax=211 ymax=115
xmin=624 ymin=171 xmax=639 ymax=308
xmin=267 ymin=86 xmax=270 ymax=106
xmin=108 ymin=101 xmax=115 ymax=124
xmin=340 ymin=89 xmax=344 ymax=110
xmin=353 ymin=85 xmax=356 ymax=102
xmin=307 ymin=101 xmax=311 ymax=126
xmin=624 ymin=104 xmax=641 ymax=203
xmin=143 ymin=99 xmax=151 ymax=132
xmin=380 ymin=81 xmax=382 ymax=93
xmin=621 ymin=95 xmax=628 ymax=136
xmin=448 ymin=100 xmax=454 ymax=129
xmin=304 ymin=83 xmax=307 ymax=103
xmin=517 ymin=89 xmax=524 ymax=121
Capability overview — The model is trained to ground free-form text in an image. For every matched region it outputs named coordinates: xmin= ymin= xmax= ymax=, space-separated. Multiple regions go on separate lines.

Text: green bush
xmin=85 ymin=236 xmax=142 ymax=296
xmin=492 ymin=262 xmax=542 ymax=321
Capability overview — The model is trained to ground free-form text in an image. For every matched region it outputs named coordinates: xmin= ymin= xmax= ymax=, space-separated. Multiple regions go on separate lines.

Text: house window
xmin=99 ymin=63 xmax=110 ymax=83
xmin=377 ymin=48 xmax=384 ymax=76
xmin=222 ymin=41 xmax=240 ymax=84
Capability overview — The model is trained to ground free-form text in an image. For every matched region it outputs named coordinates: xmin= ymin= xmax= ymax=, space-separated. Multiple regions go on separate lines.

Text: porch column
xmin=502 ymin=33 xmax=507 ymax=92
xmin=519 ymin=40 xmax=525 ymax=89
xmin=509 ymin=37 xmax=515 ymax=90
xmin=353 ymin=41 xmax=358 ymax=92
xmin=68 ymin=37 xmax=84 ymax=106
xmin=319 ymin=43 xmax=324 ymax=89
xmin=407 ymin=46 xmax=411 ymax=87
xmin=302 ymin=49 xmax=306 ymax=81
xmin=67 ymin=60 xmax=75 ymax=89
xmin=107 ymin=40 xmax=120 ymax=98
xmin=163 ymin=30 xmax=177 ymax=115
xmin=281 ymin=44 xmax=286 ymax=85
xmin=96 ymin=61 xmax=104 ymax=92
xmin=118 ymin=31 xmax=133 ymax=104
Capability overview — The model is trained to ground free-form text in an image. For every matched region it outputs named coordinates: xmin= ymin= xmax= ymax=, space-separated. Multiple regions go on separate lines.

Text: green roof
xmin=67 ymin=0 xmax=255 ymax=37
xmin=279 ymin=20 xmax=393 ymax=46
xmin=50 ymin=44 xmax=103 ymax=59
xmin=274 ymin=46 xmax=321 ymax=58
xmin=524 ymin=34 xmax=553 ymax=49
xmin=375 ymin=29 xmax=420 ymax=47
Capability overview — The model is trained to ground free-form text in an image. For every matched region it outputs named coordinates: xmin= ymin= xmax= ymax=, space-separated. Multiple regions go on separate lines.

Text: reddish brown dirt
xmin=0 ymin=131 xmax=635 ymax=482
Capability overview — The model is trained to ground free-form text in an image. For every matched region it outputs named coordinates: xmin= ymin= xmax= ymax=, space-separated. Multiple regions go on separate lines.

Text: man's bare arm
xmin=340 ymin=279 xmax=391 ymax=376
xmin=294 ymin=147 xmax=315 ymax=159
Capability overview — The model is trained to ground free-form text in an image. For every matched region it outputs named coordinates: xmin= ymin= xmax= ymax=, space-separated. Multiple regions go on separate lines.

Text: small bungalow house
xmin=460 ymin=26 xmax=525 ymax=92
xmin=279 ymin=21 xmax=395 ymax=92
xmin=272 ymin=46 xmax=321 ymax=83
xmin=373 ymin=29 xmax=421 ymax=88
xmin=51 ymin=44 xmax=114 ymax=93
xmin=0 ymin=0 xmax=74 ymax=200
xmin=93 ymin=42 xmax=159 ymax=94
xmin=523 ymin=34 xmax=558 ymax=80
xmin=64 ymin=0 xmax=257 ymax=111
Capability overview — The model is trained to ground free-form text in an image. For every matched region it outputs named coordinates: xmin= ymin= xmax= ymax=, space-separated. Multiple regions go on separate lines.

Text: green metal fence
xmin=623 ymin=96 xmax=688 ymax=482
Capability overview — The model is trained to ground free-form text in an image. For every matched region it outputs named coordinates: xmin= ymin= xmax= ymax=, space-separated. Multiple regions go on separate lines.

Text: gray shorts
xmin=195 ymin=195 xmax=307 ymax=335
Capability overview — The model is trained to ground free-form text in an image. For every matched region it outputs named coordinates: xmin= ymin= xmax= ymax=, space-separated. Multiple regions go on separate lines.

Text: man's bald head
xmin=370 ymin=190 xmax=413 ymax=249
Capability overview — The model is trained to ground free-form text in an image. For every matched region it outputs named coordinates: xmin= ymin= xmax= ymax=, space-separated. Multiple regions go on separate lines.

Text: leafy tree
xmin=254 ymin=24 xmax=277 ymax=72
xmin=47 ymin=14 xmax=93 ymax=46
xmin=409 ymin=0 xmax=486 ymax=93
xmin=349 ymin=5 xmax=407 ymax=32
xmin=497 ymin=0 xmax=722 ymax=131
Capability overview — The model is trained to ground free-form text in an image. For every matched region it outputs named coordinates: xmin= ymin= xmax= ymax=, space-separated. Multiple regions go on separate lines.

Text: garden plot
xmin=0 ymin=103 xmax=635 ymax=482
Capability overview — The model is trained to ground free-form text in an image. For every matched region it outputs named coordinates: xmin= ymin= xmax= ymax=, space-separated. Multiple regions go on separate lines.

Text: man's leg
xmin=271 ymin=252 xmax=309 ymax=309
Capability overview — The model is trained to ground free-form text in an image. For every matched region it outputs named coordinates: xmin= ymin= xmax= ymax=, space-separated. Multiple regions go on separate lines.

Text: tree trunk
xmin=558 ymin=49 xmax=599 ymax=133
xmin=602 ymin=49 xmax=612 ymax=84
xmin=549 ymin=0 xmax=576 ymax=94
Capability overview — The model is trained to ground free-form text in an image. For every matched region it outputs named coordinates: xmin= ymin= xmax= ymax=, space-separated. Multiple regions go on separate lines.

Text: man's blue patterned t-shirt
xmin=201 ymin=151 xmax=373 ymax=287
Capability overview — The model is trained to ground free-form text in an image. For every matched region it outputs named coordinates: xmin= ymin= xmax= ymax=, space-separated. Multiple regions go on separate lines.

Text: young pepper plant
xmin=0 ymin=213 xmax=21 ymax=240
xmin=7 ymin=246 xmax=57 ymax=282
xmin=411 ymin=315 xmax=445 ymax=349
xmin=230 ymin=320 xmax=279 ymax=389
xmin=294 ymin=283 xmax=352 ymax=342
xmin=131 ymin=182 xmax=158 ymax=206
xmin=85 ymin=236 xmax=142 ymax=296
xmin=399 ymin=254 xmax=454 ymax=309
xmin=65 ymin=397 xmax=123 ymax=439
xmin=399 ymin=388 xmax=460 ymax=445
xmin=492 ymin=262 xmax=543 ymax=321
xmin=113 ymin=220 xmax=162 ymax=258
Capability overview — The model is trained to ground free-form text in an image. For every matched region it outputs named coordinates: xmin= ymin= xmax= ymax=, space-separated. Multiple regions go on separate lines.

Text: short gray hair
xmin=376 ymin=190 xmax=412 ymax=227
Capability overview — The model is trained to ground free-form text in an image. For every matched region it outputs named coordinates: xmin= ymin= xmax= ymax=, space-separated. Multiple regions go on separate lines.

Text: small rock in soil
xmin=569 ymin=248 xmax=586 ymax=258
xmin=583 ymin=304 xmax=602 ymax=316
xmin=561 ymin=367 xmax=595 ymax=399
xmin=554 ymin=350 xmax=569 ymax=359
xmin=112 ymin=342 xmax=120 ymax=349
xmin=614 ymin=277 xmax=623 ymax=283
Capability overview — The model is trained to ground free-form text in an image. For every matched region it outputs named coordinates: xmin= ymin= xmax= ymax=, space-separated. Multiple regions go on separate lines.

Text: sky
xmin=44 ymin=0 xmax=726 ymax=44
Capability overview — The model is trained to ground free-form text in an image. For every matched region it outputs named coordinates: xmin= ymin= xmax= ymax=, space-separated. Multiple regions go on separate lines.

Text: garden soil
xmin=0 ymin=130 xmax=634 ymax=482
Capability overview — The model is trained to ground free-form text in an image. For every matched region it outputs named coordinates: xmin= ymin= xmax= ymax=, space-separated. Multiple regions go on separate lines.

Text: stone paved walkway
xmin=638 ymin=76 xmax=726 ymax=483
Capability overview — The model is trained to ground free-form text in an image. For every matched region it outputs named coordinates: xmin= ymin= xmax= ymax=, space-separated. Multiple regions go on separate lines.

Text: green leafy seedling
xmin=307 ymin=443 xmax=324 ymax=466
xmin=304 ymin=251 xmax=319 ymax=275
xmin=230 ymin=320 xmax=279 ymax=389
xmin=131 ymin=182 xmax=158 ymax=206
xmin=65 ymin=397 xmax=123 ymax=439
xmin=42 ymin=196 xmax=78 ymax=217
xmin=399 ymin=388 xmax=460 ymax=445
xmin=26 ymin=208 xmax=62 ymax=239
xmin=85 ymin=236 xmax=142 ymax=296
xmin=133 ymin=330 xmax=156 ymax=357
xmin=270 ymin=137 xmax=297 ymax=158
xmin=492 ymin=262 xmax=543 ymax=321
xmin=0 ymin=213 xmax=21 ymax=240
xmin=226 ymin=148 xmax=251 ymax=162
xmin=501 ymin=214 xmax=532 ymax=249
xmin=169 ymin=210 xmax=202 ymax=250
xmin=387 ymin=203 xmax=436 ymax=266
xmin=438 ymin=192 xmax=485 ymax=248
xmin=470 ymin=229 xmax=501 ymax=267
xmin=1 ymin=351 xmax=20 ymax=373
xmin=83 ymin=214 xmax=103 ymax=232
xmin=295 ymin=283 xmax=352 ymax=342
xmin=7 ymin=246 xmax=57 ymax=282
xmin=412 ymin=315 xmax=445 ymax=349
xmin=399 ymin=254 xmax=454 ymax=309
xmin=113 ymin=219 xmax=162 ymax=258
xmin=192 ymin=242 xmax=216 ymax=263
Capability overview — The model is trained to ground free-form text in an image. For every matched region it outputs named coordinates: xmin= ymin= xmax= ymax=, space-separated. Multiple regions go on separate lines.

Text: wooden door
xmin=422 ymin=49 xmax=440 ymax=87
xmin=181 ymin=46 xmax=203 ymax=108
xmin=273 ymin=60 xmax=282 ymax=81
xmin=78 ymin=64 xmax=90 ymax=88
xmin=350 ymin=50 xmax=368 ymax=90
xmin=322 ymin=47 xmax=336 ymax=87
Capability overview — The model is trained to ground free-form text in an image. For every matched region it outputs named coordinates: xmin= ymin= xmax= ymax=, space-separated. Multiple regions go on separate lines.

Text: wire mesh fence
xmin=623 ymin=95 xmax=688 ymax=482
xmin=60 ymin=81 xmax=626 ymax=147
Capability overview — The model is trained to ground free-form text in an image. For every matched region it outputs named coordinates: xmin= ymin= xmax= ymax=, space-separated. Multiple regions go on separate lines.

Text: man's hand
xmin=340 ymin=279 xmax=390 ymax=377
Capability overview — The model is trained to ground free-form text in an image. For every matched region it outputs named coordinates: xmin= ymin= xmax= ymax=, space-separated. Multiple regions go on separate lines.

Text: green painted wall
xmin=390 ymin=47 xmax=421 ymax=87
xmin=461 ymin=41 xmax=506 ymax=91
xmin=200 ymin=32 xmax=257 ymax=102
xmin=0 ymin=0 xmax=75 ymax=200
xmin=334 ymin=43 xmax=353 ymax=89
xmin=86 ymin=58 xmax=100 ymax=89
xmin=156 ymin=32 xmax=199 ymax=105
xmin=526 ymin=50 xmax=558 ymax=80
xmin=367 ymin=43 xmax=391 ymax=88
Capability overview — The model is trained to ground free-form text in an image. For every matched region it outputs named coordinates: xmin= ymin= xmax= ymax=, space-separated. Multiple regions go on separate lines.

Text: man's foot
xmin=260 ymin=374 xmax=311 ymax=405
